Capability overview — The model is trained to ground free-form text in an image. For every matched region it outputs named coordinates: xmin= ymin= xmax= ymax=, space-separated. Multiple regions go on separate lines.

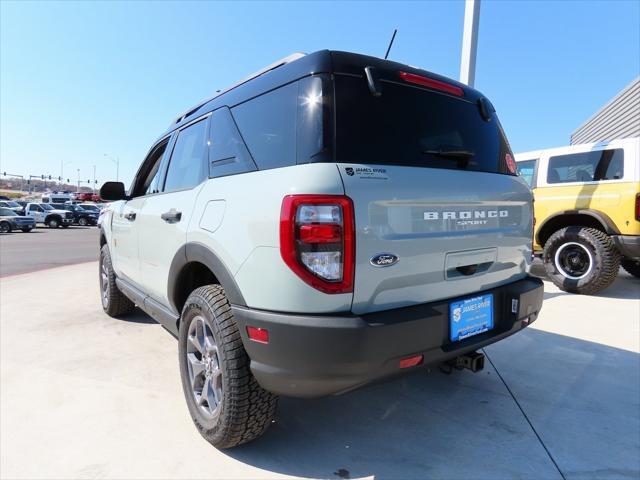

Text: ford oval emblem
xmin=370 ymin=253 xmax=399 ymax=267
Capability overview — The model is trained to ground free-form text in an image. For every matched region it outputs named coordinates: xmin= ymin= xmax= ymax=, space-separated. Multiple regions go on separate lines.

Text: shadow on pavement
xmin=222 ymin=330 xmax=639 ymax=479
xmin=115 ymin=308 xmax=157 ymax=325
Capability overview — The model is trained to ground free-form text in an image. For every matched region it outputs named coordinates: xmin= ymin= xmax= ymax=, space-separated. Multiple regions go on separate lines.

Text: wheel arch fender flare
xmin=167 ymin=242 xmax=246 ymax=314
xmin=536 ymin=209 xmax=620 ymax=246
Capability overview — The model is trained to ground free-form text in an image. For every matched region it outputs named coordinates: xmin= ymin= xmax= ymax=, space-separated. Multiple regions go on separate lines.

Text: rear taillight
xmin=398 ymin=71 xmax=464 ymax=97
xmin=280 ymin=195 xmax=355 ymax=294
xmin=635 ymin=193 xmax=640 ymax=221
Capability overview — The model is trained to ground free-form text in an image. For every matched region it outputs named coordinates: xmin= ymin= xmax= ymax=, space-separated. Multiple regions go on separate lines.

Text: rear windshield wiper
xmin=421 ymin=148 xmax=475 ymax=160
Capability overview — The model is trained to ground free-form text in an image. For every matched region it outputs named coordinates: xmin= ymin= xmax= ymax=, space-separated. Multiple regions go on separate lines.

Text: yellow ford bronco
xmin=516 ymin=137 xmax=640 ymax=294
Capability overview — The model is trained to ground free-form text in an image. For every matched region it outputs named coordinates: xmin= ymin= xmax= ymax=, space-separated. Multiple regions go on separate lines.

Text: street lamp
xmin=103 ymin=154 xmax=119 ymax=182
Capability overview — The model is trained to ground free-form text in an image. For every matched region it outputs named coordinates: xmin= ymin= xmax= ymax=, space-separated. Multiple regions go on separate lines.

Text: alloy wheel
xmin=186 ymin=315 xmax=223 ymax=419
xmin=100 ymin=261 xmax=110 ymax=308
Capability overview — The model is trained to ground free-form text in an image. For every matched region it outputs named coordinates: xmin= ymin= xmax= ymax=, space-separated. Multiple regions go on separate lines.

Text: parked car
xmin=98 ymin=50 xmax=543 ymax=449
xmin=0 ymin=195 xmax=11 ymax=201
xmin=78 ymin=203 xmax=102 ymax=213
xmin=24 ymin=202 xmax=74 ymax=228
xmin=0 ymin=207 xmax=36 ymax=233
xmin=51 ymin=203 xmax=98 ymax=226
xmin=14 ymin=201 xmax=27 ymax=214
xmin=0 ymin=200 xmax=24 ymax=214
xmin=42 ymin=192 xmax=73 ymax=204
xmin=516 ymin=137 xmax=640 ymax=292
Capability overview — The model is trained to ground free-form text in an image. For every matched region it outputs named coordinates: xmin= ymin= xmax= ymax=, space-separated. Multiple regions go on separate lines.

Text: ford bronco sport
xmin=516 ymin=138 xmax=640 ymax=293
xmin=99 ymin=50 xmax=544 ymax=448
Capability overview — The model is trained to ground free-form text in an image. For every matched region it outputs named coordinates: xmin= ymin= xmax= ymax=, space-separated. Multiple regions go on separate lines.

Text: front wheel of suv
xmin=178 ymin=285 xmax=277 ymax=449
xmin=47 ymin=217 xmax=59 ymax=228
xmin=621 ymin=257 xmax=640 ymax=278
xmin=99 ymin=245 xmax=135 ymax=317
xmin=0 ymin=221 xmax=11 ymax=233
xmin=543 ymin=226 xmax=620 ymax=294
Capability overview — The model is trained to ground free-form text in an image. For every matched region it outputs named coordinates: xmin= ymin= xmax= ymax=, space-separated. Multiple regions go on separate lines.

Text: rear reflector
xmin=246 ymin=326 xmax=269 ymax=344
xmin=399 ymin=71 xmax=464 ymax=97
xmin=299 ymin=224 xmax=342 ymax=243
xmin=635 ymin=193 xmax=640 ymax=221
xmin=399 ymin=354 xmax=424 ymax=369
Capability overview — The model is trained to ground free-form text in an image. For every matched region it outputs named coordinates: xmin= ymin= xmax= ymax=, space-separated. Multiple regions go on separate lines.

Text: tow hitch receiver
xmin=441 ymin=351 xmax=485 ymax=374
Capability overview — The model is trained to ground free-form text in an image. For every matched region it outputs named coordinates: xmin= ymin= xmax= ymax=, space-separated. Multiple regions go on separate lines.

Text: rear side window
xmin=547 ymin=148 xmax=624 ymax=184
xmin=208 ymin=107 xmax=257 ymax=178
xmin=516 ymin=160 xmax=537 ymax=187
xmin=231 ymin=82 xmax=297 ymax=170
xmin=334 ymin=75 xmax=513 ymax=174
xmin=164 ymin=119 xmax=208 ymax=192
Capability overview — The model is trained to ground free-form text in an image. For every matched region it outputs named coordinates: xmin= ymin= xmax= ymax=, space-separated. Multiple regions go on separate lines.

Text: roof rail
xmin=171 ymin=52 xmax=307 ymax=127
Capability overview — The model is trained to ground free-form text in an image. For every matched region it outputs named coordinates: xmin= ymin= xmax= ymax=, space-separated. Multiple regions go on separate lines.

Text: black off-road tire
xmin=0 ymin=221 xmax=11 ymax=234
xmin=47 ymin=217 xmax=60 ymax=228
xmin=543 ymin=227 xmax=620 ymax=294
xmin=78 ymin=217 xmax=88 ymax=226
xmin=178 ymin=285 xmax=277 ymax=449
xmin=621 ymin=258 xmax=640 ymax=278
xmin=99 ymin=244 xmax=135 ymax=317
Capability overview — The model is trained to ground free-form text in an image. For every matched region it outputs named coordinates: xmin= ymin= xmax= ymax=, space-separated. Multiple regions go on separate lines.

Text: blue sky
xmin=1 ymin=0 xmax=639 ymax=186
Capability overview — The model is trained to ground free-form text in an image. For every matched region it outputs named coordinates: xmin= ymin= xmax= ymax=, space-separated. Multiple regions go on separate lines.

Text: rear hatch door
xmin=332 ymin=69 xmax=533 ymax=315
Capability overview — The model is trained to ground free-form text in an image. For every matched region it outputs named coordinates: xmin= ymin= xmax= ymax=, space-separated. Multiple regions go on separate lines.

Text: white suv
xmin=99 ymin=50 xmax=544 ymax=448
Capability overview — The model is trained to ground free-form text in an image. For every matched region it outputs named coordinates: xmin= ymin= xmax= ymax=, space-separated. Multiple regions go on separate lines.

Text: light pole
xmin=104 ymin=154 xmax=119 ymax=182
xmin=460 ymin=0 xmax=481 ymax=87
xmin=77 ymin=168 xmax=80 ymax=193
xmin=93 ymin=165 xmax=96 ymax=193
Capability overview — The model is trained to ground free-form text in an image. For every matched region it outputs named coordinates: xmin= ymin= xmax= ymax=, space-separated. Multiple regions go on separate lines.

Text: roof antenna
xmin=384 ymin=29 xmax=397 ymax=60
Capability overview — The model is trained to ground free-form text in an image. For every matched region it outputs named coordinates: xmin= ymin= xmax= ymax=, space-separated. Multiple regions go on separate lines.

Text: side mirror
xmin=100 ymin=181 xmax=127 ymax=201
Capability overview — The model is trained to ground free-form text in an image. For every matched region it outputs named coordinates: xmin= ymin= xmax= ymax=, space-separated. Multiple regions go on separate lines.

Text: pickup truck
xmin=24 ymin=202 xmax=74 ymax=228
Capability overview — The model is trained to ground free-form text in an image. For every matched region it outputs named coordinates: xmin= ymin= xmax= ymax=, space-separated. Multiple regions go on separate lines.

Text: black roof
xmin=158 ymin=50 xmax=484 ymax=141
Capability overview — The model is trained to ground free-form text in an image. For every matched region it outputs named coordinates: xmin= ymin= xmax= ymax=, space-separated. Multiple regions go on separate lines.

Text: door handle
xmin=124 ymin=212 xmax=136 ymax=221
xmin=161 ymin=209 xmax=182 ymax=224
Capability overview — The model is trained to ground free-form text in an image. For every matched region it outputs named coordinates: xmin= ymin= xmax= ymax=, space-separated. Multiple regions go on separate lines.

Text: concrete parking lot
xmin=0 ymin=233 xmax=638 ymax=479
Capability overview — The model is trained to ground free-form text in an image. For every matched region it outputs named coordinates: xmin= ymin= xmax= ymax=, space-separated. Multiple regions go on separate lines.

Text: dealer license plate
xmin=450 ymin=294 xmax=493 ymax=342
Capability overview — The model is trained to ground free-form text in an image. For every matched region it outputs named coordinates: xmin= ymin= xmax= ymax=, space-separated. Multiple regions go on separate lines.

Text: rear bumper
xmin=612 ymin=235 xmax=640 ymax=259
xmin=232 ymin=276 xmax=544 ymax=398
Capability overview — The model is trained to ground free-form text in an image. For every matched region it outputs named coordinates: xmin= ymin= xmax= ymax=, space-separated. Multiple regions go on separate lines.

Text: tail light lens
xmin=635 ymin=193 xmax=640 ymax=221
xmin=280 ymin=195 xmax=355 ymax=294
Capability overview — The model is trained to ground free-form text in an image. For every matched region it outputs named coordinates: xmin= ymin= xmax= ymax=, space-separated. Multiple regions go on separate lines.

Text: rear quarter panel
xmin=187 ymin=163 xmax=352 ymax=313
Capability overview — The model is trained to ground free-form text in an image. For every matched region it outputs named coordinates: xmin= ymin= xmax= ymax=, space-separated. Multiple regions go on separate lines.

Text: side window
xmin=31 ymin=205 xmax=42 ymax=212
xmin=547 ymin=148 xmax=624 ymax=184
xmin=231 ymin=82 xmax=297 ymax=170
xmin=208 ymin=107 xmax=257 ymax=178
xmin=130 ymin=139 xmax=169 ymax=197
xmin=516 ymin=160 xmax=537 ymax=187
xmin=164 ymin=119 xmax=208 ymax=192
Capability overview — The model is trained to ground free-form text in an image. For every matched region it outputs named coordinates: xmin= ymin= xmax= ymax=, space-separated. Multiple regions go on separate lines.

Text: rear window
xmin=334 ymin=75 xmax=513 ymax=174
xmin=516 ymin=160 xmax=537 ymax=187
xmin=547 ymin=149 xmax=624 ymax=184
